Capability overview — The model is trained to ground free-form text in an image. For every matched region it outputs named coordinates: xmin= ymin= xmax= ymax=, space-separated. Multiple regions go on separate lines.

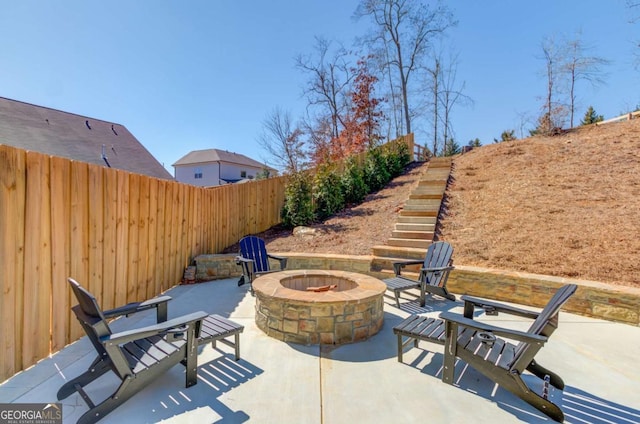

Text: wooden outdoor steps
xmin=370 ymin=157 xmax=452 ymax=268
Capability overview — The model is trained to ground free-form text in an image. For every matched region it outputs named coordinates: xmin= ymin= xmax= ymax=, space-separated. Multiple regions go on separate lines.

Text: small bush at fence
xmin=314 ymin=165 xmax=345 ymax=221
xmin=363 ymin=148 xmax=390 ymax=191
xmin=385 ymin=140 xmax=410 ymax=178
xmin=281 ymin=172 xmax=314 ymax=228
xmin=341 ymin=157 xmax=368 ymax=205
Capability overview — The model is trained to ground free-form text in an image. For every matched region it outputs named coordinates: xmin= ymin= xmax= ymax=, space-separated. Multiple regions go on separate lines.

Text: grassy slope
xmin=438 ymin=118 xmax=640 ymax=287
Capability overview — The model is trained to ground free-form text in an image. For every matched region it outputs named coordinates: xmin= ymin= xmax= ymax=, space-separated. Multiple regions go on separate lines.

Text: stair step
xmin=409 ymin=192 xmax=443 ymax=200
xmin=420 ymin=176 xmax=449 ymax=184
xmin=403 ymin=203 xmax=440 ymax=210
xmin=429 ymin=159 xmax=452 ymax=167
xmin=399 ymin=210 xmax=438 ymax=217
xmin=387 ymin=238 xmax=431 ymax=249
xmin=405 ymin=199 xmax=442 ymax=207
xmin=417 ymin=180 xmax=448 ymax=187
xmin=391 ymin=230 xmax=433 ymax=240
xmin=396 ymin=216 xmax=437 ymax=224
xmin=395 ymin=223 xmax=435 ymax=232
xmin=371 ymin=245 xmax=427 ymax=260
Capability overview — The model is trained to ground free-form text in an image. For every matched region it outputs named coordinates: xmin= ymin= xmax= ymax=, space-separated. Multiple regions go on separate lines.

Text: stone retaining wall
xmin=193 ymin=252 xmax=640 ymax=326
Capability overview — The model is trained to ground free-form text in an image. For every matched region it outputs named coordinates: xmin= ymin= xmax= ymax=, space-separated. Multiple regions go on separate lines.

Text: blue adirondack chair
xmin=235 ymin=236 xmax=288 ymax=290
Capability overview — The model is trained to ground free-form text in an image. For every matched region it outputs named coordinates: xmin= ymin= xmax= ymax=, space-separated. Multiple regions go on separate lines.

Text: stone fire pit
xmin=253 ymin=270 xmax=386 ymax=345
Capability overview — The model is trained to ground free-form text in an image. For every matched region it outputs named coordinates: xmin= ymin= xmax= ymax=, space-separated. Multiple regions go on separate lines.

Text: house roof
xmin=0 ymin=97 xmax=173 ymax=180
xmin=172 ymin=148 xmax=272 ymax=170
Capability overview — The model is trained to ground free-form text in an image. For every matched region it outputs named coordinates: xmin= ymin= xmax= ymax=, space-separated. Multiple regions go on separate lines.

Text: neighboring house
xmin=172 ymin=149 xmax=275 ymax=187
xmin=0 ymin=96 xmax=172 ymax=180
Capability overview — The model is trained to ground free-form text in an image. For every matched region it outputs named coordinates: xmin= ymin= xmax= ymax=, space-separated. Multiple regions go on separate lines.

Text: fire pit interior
xmin=253 ymin=270 xmax=386 ymax=345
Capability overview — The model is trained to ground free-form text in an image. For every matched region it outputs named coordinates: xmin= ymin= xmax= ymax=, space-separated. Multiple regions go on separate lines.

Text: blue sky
xmin=1 ymin=1 xmax=638 ymax=173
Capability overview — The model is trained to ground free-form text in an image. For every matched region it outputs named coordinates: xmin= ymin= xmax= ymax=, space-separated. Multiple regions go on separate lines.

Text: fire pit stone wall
xmin=253 ymin=270 xmax=386 ymax=345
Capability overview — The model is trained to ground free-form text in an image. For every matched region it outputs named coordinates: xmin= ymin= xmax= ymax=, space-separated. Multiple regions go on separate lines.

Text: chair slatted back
xmin=68 ymin=278 xmax=113 ymax=357
xmin=239 ymin=236 xmax=270 ymax=273
xmin=509 ymin=284 xmax=577 ymax=371
xmin=422 ymin=241 xmax=454 ymax=287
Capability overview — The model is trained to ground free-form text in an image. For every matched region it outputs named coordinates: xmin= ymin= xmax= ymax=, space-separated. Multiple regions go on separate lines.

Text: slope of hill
xmin=438 ymin=118 xmax=640 ymax=287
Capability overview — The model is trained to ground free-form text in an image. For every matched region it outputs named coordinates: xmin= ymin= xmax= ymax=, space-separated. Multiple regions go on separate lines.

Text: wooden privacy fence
xmin=595 ymin=110 xmax=640 ymax=126
xmin=0 ymin=144 xmax=286 ymax=382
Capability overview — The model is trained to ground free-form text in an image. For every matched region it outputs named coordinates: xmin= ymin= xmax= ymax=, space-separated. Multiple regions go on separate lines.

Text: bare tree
xmin=537 ymin=36 xmax=567 ymax=133
xmin=424 ymin=51 xmax=471 ymax=156
xmin=258 ymin=107 xmax=306 ymax=174
xmin=627 ymin=1 xmax=640 ymax=69
xmin=628 ymin=0 xmax=640 ymax=21
xmin=562 ymin=34 xmax=609 ymax=128
xmin=428 ymin=58 xmax=440 ymax=155
xmin=295 ymin=37 xmax=353 ymax=141
xmin=356 ymin=0 xmax=456 ymax=135
xmin=436 ymin=54 xmax=472 ymax=156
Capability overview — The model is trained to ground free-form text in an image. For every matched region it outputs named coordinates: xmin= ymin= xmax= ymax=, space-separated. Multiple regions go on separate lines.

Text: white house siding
xmin=174 ymin=163 xmax=220 ymax=187
xmin=219 ymin=162 xmax=261 ymax=182
xmin=174 ymin=161 xmax=263 ymax=187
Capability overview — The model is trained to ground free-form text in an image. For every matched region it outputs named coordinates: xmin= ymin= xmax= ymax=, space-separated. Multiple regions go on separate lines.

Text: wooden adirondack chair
xmin=393 ymin=284 xmax=576 ymax=422
xmin=440 ymin=284 xmax=577 ymax=422
xmin=58 ymin=279 xmax=208 ymax=424
xmin=383 ymin=241 xmax=455 ymax=307
xmin=235 ymin=236 xmax=288 ymax=290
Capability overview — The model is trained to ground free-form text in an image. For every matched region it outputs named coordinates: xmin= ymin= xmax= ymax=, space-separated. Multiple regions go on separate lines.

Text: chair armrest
xmin=461 ymin=295 xmax=541 ymax=320
xmin=420 ymin=265 xmax=454 ymax=274
xmin=235 ymin=256 xmax=252 ymax=265
xmin=420 ymin=265 xmax=455 ymax=272
xmin=101 ymin=311 xmax=209 ymax=345
xmin=103 ymin=295 xmax=172 ymax=320
xmin=439 ymin=312 xmax=548 ymax=344
xmin=268 ymin=254 xmax=288 ymax=270
xmin=392 ymin=259 xmax=423 ymax=276
xmin=235 ymin=256 xmax=255 ymax=271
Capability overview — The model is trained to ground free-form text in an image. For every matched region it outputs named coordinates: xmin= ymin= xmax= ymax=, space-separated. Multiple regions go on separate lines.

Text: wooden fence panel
xmin=114 ymin=171 xmax=130 ymax=308
xmin=137 ymin=175 xmax=150 ymax=301
xmin=102 ymin=167 xmax=118 ymax=312
xmin=0 ymin=145 xmax=26 ymax=379
xmin=22 ymin=151 xmax=52 ymax=368
xmin=88 ymin=164 xmax=104 ymax=302
xmin=162 ymin=181 xmax=174 ymax=293
xmin=127 ymin=173 xmax=141 ymax=303
xmin=155 ymin=179 xmax=167 ymax=294
xmin=50 ymin=156 xmax=72 ymax=351
xmin=69 ymin=160 xmax=89 ymax=341
xmin=146 ymin=178 xmax=158 ymax=299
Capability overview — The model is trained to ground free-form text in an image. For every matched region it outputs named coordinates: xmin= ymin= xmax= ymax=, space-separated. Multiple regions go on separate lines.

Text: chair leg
xmin=527 ymin=359 xmax=565 ymax=390
xmin=234 ymin=332 xmax=241 ymax=361
xmin=237 ymin=276 xmax=245 ymax=286
xmin=57 ymin=357 xmax=112 ymax=400
xmin=184 ymin=325 xmax=199 ymax=388
xmin=444 ymin=290 xmax=456 ymax=302
xmin=506 ymin=374 xmax=565 ymax=422
xmin=394 ymin=290 xmax=401 ymax=308
xmin=396 ymin=334 xmax=404 ymax=362
xmin=442 ymin=321 xmax=458 ymax=385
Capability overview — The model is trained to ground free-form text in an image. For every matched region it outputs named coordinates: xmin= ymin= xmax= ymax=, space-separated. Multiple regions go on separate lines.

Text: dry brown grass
xmin=438 ymin=118 xmax=640 ymax=287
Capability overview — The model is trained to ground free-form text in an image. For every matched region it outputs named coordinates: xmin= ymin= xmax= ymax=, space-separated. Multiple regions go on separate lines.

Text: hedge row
xmin=281 ymin=140 xmax=411 ymax=228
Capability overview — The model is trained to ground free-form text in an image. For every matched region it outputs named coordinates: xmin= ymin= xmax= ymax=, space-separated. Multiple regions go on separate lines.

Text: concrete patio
xmin=1 ymin=277 xmax=639 ymax=424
